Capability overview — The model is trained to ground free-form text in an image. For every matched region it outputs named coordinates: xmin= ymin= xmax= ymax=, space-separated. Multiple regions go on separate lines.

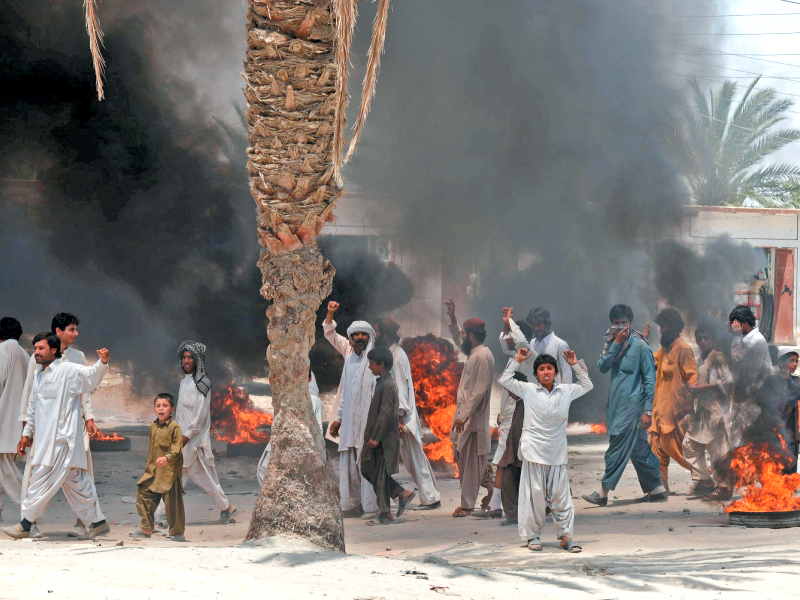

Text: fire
xmin=401 ymin=335 xmax=464 ymax=470
xmin=91 ymin=431 xmax=126 ymax=441
xmin=725 ymin=435 xmax=800 ymax=513
xmin=210 ymin=384 xmax=273 ymax=444
xmin=590 ymin=423 xmax=607 ymax=434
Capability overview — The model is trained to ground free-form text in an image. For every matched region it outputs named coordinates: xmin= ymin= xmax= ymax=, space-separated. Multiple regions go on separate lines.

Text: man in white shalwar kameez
xmin=257 ymin=371 xmax=324 ymax=486
xmin=324 ymin=301 xmax=379 ymax=516
xmin=2 ymin=333 xmax=109 ymax=540
xmin=728 ymin=305 xmax=774 ymax=449
xmin=475 ymin=308 xmax=535 ymax=519
xmin=498 ymin=348 xmax=593 ymax=553
xmin=18 ymin=312 xmax=100 ymax=538
xmin=526 ymin=307 xmax=572 ymax=385
xmin=0 ymin=318 xmax=28 ymax=518
xmin=170 ymin=340 xmax=238 ymax=524
xmin=375 ymin=318 xmax=441 ymax=510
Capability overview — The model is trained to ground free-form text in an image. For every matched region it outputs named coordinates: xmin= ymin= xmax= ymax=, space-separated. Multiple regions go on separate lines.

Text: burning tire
xmin=89 ymin=434 xmax=131 ymax=452
xmin=729 ymin=510 xmax=800 ymax=528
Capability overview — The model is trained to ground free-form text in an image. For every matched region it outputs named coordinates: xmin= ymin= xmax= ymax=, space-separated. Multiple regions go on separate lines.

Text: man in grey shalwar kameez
xmin=582 ymin=305 xmax=666 ymax=506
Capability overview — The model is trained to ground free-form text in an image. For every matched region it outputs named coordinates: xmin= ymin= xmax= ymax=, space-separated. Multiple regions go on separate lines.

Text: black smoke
xmin=342 ymin=0 xmax=752 ymax=422
xmin=0 ymin=0 xmax=412 ymax=392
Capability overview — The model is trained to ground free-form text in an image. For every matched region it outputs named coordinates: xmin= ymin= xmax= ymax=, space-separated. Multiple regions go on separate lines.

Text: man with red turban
xmin=444 ymin=299 xmax=495 ymax=517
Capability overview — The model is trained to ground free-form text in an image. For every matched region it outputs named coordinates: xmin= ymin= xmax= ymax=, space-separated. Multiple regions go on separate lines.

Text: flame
xmin=210 ymin=384 xmax=273 ymax=444
xmin=725 ymin=434 xmax=800 ymax=513
xmin=91 ymin=431 xmax=126 ymax=441
xmin=401 ymin=335 xmax=464 ymax=471
xmin=590 ymin=423 xmax=607 ymax=434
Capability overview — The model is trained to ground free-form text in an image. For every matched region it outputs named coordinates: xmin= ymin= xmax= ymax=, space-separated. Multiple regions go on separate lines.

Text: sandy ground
xmin=3 ymin=425 xmax=800 ymax=600
xmin=2 ymin=374 xmax=800 ymax=598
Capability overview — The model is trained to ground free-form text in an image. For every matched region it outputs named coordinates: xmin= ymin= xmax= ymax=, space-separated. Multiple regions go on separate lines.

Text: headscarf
xmin=177 ymin=340 xmax=211 ymax=396
xmin=602 ymin=328 xmax=650 ymax=366
xmin=347 ymin=321 xmax=376 ymax=340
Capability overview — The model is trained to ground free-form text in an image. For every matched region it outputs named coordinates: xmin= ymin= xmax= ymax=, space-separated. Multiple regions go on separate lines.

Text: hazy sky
xmin=662 ymin=0 xmax=800 ymax=164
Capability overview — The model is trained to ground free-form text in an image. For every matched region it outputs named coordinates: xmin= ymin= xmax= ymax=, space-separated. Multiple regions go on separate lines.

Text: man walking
xmin=582 ymin=305 xmax=666 ymax=506
xmin=0 ymin=318 xmax=28 ymax=519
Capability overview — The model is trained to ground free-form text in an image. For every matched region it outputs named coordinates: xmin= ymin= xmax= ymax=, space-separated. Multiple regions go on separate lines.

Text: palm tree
xmin=83 ymin=0 xmax=390 ymax=552
xmin=240 ymin=0 xmax=390 ymax=552
xmin=669 ymin=76 xmax=800 ymax=207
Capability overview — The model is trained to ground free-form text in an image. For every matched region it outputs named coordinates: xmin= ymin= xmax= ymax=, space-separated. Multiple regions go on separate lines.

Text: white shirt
xmin=498 ymin=360 xmax=592 ymax=466
xmin=175 ymin=374 xmax=212 ymax=467
xmin=23 ymin=359 xmax=108 ymax=469
xmin=324 ymin=321 xmax=376 ymax=450
xmin=389 ymin=343 xmax=423 ymax=441
xmin=498 ymin=319 xmax=535 ymax=432
xmin=0 ymin=339 xmax=29 ymax=453
xmin=532 ymin=331 xmax=572 ymax=384
xmin=730 ymin=326 xmax=774 ymax=390
xmin=19 ymin=347 xmax=96 ymax=423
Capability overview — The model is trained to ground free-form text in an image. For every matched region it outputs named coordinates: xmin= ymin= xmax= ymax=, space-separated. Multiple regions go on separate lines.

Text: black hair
xmin=729 ymin=305 xmax=756 ymax=327
xmin=655 ymin=308 xmax=684 ymax=335
xmin=378 ymin=318 xmax=401 ymax=345
xmin=0 ymin=317 xmax=22 ymax=341
xmin=694 ymin=322 xmax=716 ymax=341
xmin=516 ymin=321 xmax=533 ymax=341
xmin=154 ymin=393 xmax=176 ymax=407
xmin=32 ymin=332 xmax=62 ymax=358
xmin=51 ymin=312 xmax=79 ymax=333
xmin=512 ymin=371 xmax=528 ymax=383
xmin=367 ymin=347 xmax=394 ymax=370
xmin=526 ymin=307 xmax=551 ymax=327
xmin=533 ymin=353 xmax=559 ymax=376
xmin=609 ymin=304 xmax=633 ymax=323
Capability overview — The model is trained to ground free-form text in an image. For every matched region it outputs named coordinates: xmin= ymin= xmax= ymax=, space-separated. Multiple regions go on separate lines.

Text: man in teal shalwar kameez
xmin=582 ymin=305 xmax=667 ymax=506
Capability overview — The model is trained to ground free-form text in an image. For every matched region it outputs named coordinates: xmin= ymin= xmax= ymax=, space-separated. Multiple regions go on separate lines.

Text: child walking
xmin=498 ymin=349 xmax=593 ymax=552
xmin=132 ymin=393 xmax=185 ymax=541
xmin=360 ymin=347 xmax=416 ymax=525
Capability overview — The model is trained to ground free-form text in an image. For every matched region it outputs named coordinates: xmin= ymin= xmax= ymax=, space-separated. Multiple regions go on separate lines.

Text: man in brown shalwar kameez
xmin=360 ymin=347 xmax=415 ymax=525
xmin=649 ymin=308 xmax=698 ymax=492
xmin=444 ymin=299 xmax=496 ymax=517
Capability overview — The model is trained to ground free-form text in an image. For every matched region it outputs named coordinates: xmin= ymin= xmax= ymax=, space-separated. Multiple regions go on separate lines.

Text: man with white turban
xmin=324 ymin=301 xmax=379 ymax=516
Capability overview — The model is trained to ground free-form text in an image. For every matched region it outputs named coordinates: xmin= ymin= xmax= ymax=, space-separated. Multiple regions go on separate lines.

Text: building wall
xmin=679 ymin=206 xmax=800 ymax=343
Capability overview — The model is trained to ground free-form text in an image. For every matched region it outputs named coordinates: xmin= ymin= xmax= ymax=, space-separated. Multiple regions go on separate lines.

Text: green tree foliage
xmin=669 ymin=76 xmax=800 ymax=207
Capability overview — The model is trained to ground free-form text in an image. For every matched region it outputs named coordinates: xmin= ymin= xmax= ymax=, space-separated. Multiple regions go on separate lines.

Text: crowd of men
xmin=322 ymin=298 xmax=797 ymax=552
xmin=0 ymin=314 xmax=238 ymax=541
xmin=0 ymin=298 xmax=795 ymax=552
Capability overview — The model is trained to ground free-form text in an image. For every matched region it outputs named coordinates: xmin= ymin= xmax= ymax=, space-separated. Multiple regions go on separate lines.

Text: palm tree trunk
xmin=243 ymin=0 xmax=345 ymax=552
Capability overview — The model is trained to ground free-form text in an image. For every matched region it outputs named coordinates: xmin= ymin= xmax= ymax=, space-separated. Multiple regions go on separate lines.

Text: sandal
xmin=561 ymin=539 xmax=582 ymax=553
xmin=527 ymin=538 xmax=542 ymax=551
xmin=129 ymin=529 xmax=151 ymax=539
xmin=366 ymin=513 xmax=395 ymax=526
xmin=452 ymin=507 xmax=473 ymax=518
xmin=397 ymin=491 xmax=417 ymax=518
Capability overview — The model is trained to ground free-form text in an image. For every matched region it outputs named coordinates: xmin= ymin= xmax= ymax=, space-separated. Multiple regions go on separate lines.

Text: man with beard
xmin=475 ymin=307 xmax=534 ymax=519
xmin=444 ymin=299 xmax=495 ymax=517
xmin=728 ymin=305 xmax=773 ymax=449
xmin=325 ymin=302 xmax=379 ymax=516
xmin=0 ymin=318 xmax=28 ymax=521
xmin=649 ymin=308 xmax=697 ymax=492
xmin=582 ymin=304 xmax=666 ymax=506
xmin=682 ymin=323 xmax=734 ymax=498
xmin=171 ymin=341 xmax=238 ymax=524
xmin=19 ymin=312 xmax=100 ymax=538
xmin=3 ymin=333 xmax=109 ymax=540
xmin=761 ymin=351 xmax=800 ymax=474
xmin=374 ymin=317 xmax=441 ymax=510
xmin=526 ymin=307 xmax=572 ymax=384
